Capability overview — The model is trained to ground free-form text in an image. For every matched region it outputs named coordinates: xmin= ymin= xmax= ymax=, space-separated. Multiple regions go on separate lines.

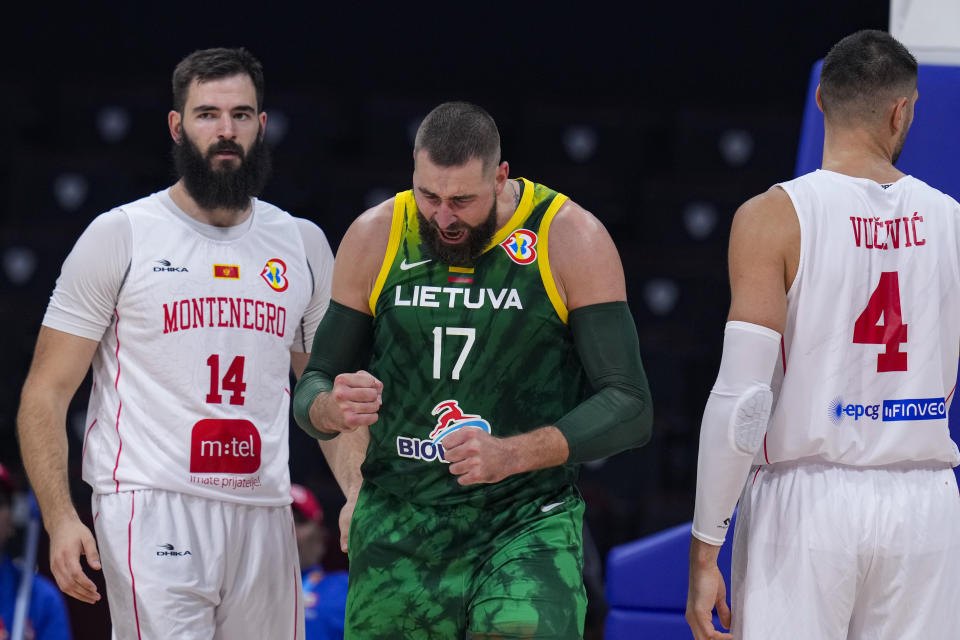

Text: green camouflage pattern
xmin=345 ymin=481 xmax=586 ymax=639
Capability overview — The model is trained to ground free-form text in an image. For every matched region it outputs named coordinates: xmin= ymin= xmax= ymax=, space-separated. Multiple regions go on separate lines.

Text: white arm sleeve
xmin=291 ymin=218 xmax=334 ymax=353
xmin=692 ymin=320 xmax=781 ymax=546
xmin=42 ymin=209 xmax=132 ymax=341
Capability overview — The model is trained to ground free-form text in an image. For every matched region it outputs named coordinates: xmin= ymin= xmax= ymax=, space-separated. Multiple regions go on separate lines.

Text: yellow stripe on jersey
xmin=369 ymin=195 xmax=409 ymax=315
xmin=537 ymin=194 xmax=570 ymax=323
xmin=485 ymin=177 xmax=536 ymax=252
xmin=448 ymin=266 xmax=474 ymax=273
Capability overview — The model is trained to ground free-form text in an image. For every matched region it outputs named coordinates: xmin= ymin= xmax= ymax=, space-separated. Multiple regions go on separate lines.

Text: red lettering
xmin=179 ymin=299 xmax=191 ymax=329
xmin=902 ymin=217 xmax=913 ymax=247
xmin=163 ymin=303 xmax=178 ymax=333
xmin=874 ymin=218 xmax=887 ymax=249
xmin=850 ymin=217 xmax=862 ymax=247
xmin=276 ymin=306 xmax=286 ymax=337
xmin=217 ymin=297 xmax=229 ymax=327
xmin=229 ymin=298 xmax=241 ymax=328
xmin=192 ymin=298 xmax=204 ymax=329
xmin=266 ymin=303 xmax=276 ymax=334
xmin=243 ymin=298 xmax=254 ymax=329
xmin=161 ymin=298 xmax=290 ymax=335
xmin=885 ymin=219 xmax=901 ymax=249
xmin=911 ymin=213 xmax=926 ymax=246
xmin=255 ymin=301 xmax=265 ymax=330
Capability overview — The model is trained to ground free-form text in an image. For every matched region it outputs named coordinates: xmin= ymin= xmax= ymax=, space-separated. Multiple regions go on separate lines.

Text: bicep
xmin=726 ymin=195 xmax=793 ymax=334
xmin=330 ymin=203 xmax=393 ymax=314
xmin=23 ymin=327 xmax=99 ymax=399
xmin=549 ymin=203 xmax=627 ymax=311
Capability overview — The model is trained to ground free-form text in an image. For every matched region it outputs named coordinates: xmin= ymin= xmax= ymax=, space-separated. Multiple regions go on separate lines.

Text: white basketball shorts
xmin=93 ymin=489 xmax=304 ymax=640
xmin=731 ymin=461 xmax=960 ymax=640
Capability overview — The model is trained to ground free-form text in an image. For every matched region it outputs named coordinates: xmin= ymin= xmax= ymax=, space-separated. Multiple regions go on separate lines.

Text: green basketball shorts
xmin=344 ymin=481 xmax=586 ymax=639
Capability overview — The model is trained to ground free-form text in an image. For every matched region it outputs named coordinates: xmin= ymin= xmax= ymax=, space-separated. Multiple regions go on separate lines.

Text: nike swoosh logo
xmin=540 ymin=501 xmax=564 ymax=513
xmin=400 ymin=258 xmax=432 ymax=271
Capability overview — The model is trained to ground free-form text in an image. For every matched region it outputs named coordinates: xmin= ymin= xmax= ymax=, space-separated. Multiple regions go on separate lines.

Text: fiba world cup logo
xmin=499 ymin=229 xmax=538 ymax=265
xmin=260 ymin=258 xmax=289 ymax=292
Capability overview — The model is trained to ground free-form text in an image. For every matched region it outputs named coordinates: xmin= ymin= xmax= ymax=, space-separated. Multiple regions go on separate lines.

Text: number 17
xmin=432 ymin=327 xmax=475 ymax=380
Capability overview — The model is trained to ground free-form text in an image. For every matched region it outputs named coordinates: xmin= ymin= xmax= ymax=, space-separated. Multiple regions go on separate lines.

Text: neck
xmin=169 ymin=180 xmax=253 ymax=227
xmin=495 ymin=178 xmax=522 ymax=231
xmin=820 ymin=125 xmax=905 ymax=184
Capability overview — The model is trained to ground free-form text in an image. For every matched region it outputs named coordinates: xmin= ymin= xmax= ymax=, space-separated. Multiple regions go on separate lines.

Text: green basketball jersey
xmin=365 ymin=178 xmax=586 ymax=506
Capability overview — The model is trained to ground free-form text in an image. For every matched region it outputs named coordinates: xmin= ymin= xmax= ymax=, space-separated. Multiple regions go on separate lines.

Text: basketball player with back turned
xmin=687 ymin=30 xmax=960 ymax=640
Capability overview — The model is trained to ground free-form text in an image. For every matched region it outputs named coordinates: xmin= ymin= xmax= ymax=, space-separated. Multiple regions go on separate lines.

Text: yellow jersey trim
xmin=448 ymin=266 xmax=474 ymax=273
xmin=368 ymin=195 xmax=408 ymax=315
xmin=486 ymin=178 xmax=536 ymax=252
xmin=537 ymin=194 xmax=570 ymax=323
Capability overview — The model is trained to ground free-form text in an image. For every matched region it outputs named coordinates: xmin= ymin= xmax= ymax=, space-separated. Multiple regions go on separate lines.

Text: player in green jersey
xmin=294 ymin=102 xmax=653 ymax=639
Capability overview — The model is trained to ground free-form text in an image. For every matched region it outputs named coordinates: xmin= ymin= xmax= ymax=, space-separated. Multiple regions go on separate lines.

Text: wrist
xmin=44 ymin=508 xmax=81 ymax=535
xmin=505 ymin=427 xmax=569 ymax=476
xmin=501 ymin=436 xmax=525 ymax=477
xmin=689 ymin=534 xmax=722 ymax=567
xmin=309 ymin=393 xmax=337 ymax=434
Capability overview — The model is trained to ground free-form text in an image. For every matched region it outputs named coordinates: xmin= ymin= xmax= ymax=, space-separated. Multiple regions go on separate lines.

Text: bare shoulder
xmin=331 ymin=198 xmax=396 ymax=312
xmin=730 ymin=186 xmax=799 ymax=244
xmin=338 ymin=198 xmax=396 ymax=256
xmin=546 ymin=199 xmax=626 ymax=310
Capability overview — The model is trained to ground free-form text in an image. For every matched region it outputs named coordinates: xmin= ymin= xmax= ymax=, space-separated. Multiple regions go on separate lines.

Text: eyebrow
xmin=191 ymin=105 xmax=257 ymax=114
xmin=417 ymin=187 xmax=476 ymax=201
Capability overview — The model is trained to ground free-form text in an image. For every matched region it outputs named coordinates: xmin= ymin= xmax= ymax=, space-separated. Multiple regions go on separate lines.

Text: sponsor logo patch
xmin=828 ymin=396 xmax=946 ymax=424
xmin=153 ymin=258 xmax=189 ymax=273
xmin=189 ymin=419 xmax=261 ymax=473
xmin=396 ymin=400 xmax=492 ymax=463
xmin=156 ymin=543 xmax=192 ymax=557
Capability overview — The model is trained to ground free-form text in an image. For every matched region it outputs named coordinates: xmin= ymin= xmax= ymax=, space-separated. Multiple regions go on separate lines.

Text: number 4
xmin=853 ymin=271 xmax=908 ymax=372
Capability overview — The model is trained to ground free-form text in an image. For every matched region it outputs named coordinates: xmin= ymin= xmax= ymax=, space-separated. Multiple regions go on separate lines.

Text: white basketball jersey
xmin=78 ymin=192 xmax=313 ymax=505
xmin=765 ymin=169 xmax=960 ymax=467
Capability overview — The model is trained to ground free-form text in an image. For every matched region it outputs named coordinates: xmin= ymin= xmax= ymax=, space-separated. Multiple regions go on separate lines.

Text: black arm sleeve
xmin=554 ymin=301 xmax=653 ymax=463
xmin=292 ymin=300 xmax=374 ymax=440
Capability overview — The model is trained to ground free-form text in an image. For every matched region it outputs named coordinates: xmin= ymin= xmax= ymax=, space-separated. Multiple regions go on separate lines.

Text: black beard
xmin=172 ymin=129 xmax=271 ymax=211
xmin=417 ymin=201 xmax=498 ymax=267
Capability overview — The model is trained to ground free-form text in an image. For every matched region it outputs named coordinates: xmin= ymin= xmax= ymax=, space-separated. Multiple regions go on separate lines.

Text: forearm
xmin=292 ymin=300 xmax=373 ymax=438
xmin=318 ymin=426 xmax=369 ymax=498
xmin=17 ymin=387 xmax=78 ymax=529
xmin=503 ymin=426 xmax=570 ymax=474
xmin=692 ymin=321 xmax=780 ymax=545
xmin=689 ymin=534 xmax=722 ymax=569
xmin=554 ymin=301 xmax=653 ymax=463
xmin=294 ymin=373 xmax=336 ymax=440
